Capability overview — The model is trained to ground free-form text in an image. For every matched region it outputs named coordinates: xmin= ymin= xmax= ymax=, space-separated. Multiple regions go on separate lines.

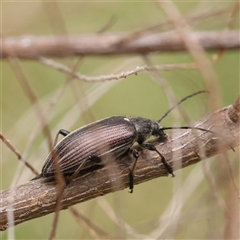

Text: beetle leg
xmin=128 ymin=149 xmax=139 ymax=193
xmin=142 ymin=143 xmax=175 ymax=177
xmin=54 ymin=129 xmax=70 ymax=146
xmin=69 ymin=155 xmax=102 ymax=182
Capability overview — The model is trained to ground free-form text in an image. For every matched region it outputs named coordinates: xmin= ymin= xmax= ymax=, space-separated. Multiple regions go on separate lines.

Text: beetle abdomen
xmin=41 ymin=116 xmax=137 ymax=176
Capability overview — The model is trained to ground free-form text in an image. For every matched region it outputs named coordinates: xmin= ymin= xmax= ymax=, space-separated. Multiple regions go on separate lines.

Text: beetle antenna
xmin=157 ymin=90 xmax=208 ymax=123
xmin=161 ymin=126 xmax=235 ymax=152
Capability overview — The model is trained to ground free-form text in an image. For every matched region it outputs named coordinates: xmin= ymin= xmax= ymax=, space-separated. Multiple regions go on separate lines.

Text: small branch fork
xmin=1 ymin=31 xmax=239 ymax=59
xmin=0 ymin=97 xmax=239 ymax=231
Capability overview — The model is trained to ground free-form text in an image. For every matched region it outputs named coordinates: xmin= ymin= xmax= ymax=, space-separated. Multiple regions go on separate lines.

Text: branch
xmin=1 ymin=31 xmax=239 ymax=59
xmin=0 ymin=97 xmax=239 ymax=231
xmin=39 ymin=59 xmax=199 ymax=82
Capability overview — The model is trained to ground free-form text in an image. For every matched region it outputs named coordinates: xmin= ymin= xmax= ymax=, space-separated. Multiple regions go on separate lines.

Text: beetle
xmin=34 ymin=91 xmax=230 ymax=192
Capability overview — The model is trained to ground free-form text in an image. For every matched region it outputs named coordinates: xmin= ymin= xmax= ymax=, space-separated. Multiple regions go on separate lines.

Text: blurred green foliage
xmin=1 ymin=1 xmax=239 ymax=239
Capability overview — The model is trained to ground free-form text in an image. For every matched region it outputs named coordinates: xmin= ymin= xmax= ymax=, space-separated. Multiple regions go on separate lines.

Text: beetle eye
xmin=152 ymin=123 xmax=159 ymax=136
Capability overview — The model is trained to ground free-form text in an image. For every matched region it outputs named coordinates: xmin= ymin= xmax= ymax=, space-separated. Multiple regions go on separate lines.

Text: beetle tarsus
xmin=128 ymin=169 xmax=134 ymax=193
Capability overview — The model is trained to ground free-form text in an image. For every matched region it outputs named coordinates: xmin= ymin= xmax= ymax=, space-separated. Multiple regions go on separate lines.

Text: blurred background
xmin=1 ymin=1 xmax=239 ymax=239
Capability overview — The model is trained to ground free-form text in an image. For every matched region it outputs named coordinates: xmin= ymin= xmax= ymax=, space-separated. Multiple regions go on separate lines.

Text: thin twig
xmin=39 ymin=57 xmax=198 ymax=82
xmin=69 ymin=207 xmax=107 ymax=240
xmin=8 ymin=58 xmax=53 ymax=152
xmin=0 ymin=132 xmax=39 ymax=176
xmin=158 ymin=1 xmax=221 ymax=111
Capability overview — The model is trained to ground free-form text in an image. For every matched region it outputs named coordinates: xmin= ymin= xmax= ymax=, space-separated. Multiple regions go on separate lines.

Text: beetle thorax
xmin=129 ymin=117 xmax=156 ymax=144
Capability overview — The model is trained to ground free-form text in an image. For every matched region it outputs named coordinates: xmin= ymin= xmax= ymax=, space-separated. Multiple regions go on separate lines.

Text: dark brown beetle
xmin=34 ymin=91 xmax=226 ymax=192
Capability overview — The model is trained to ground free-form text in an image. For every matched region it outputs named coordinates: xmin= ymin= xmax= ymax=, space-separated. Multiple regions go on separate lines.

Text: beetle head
xmin=129 ymin=117 xmax=166 ymax=144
